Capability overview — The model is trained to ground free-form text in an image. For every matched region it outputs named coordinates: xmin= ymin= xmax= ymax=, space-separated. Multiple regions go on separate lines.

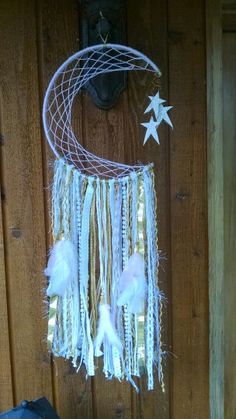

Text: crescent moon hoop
xmin=42 ymin=43 xmax=161 ymax=178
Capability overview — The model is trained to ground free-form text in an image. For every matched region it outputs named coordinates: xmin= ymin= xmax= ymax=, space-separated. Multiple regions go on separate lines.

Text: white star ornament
xmin=144 ymin=92 xmax=166 ymax=116
xmin=141 ymin=116 xmax=160 ymax=145
xmin=158 ymin=104 xmax=173 ymax=128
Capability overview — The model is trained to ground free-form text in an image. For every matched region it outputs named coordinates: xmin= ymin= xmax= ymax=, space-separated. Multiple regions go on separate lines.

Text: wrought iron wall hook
xmin=79 ymin=0 xmax=126 ymax=109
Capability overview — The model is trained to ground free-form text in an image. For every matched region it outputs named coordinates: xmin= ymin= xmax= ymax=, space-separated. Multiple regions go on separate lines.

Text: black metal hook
xmin=79 ymin=0 xmax=126 ymax=109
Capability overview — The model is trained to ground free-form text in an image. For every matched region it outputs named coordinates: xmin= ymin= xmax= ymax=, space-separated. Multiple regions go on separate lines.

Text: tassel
xmin=46 ymin=159 xmax=163 ymax=391
xmin=45 ymin=239 xmax=78 ymax=297
xmin=94 ymin=304 xmax=123 ymax=357
xmin=117 ymin=252 xmax=146 ymax=314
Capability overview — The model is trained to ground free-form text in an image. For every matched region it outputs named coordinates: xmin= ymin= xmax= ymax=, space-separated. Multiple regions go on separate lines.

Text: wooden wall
xmin=206 ymin=1 xmax=224 ymax=418
xmin=0 ymin=1 xmax=209 ymax=418
xmin=222 ymin=1 xmax=236 ymax=417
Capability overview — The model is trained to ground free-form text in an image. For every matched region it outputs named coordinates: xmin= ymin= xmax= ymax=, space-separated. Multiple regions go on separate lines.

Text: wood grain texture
xmin=81 ymin=1 xmax=171 ymax=416
xmin=168 ymin=0 xmax=209 ymax=417
xmin=223 ymin=33 xmax=236 ymax=419
xmin=81 ymin=24 xmax=133 ymax=419
xmin=0 ymin=183 xmax=13 ymax=411
xmin=36 ymin=0 xmax=93 ymax=417
xmin=0 ymin=0 xmax=53 ymax=404
xmin=206 ymin=1 xmax=224 ymax=418
xmin=126 ymin=1 xmax=171 ymax=418
xmin=222 ymin=0 xmax=236 ymax=30
xmin=0 ymin=1 xmax=212 ymax=417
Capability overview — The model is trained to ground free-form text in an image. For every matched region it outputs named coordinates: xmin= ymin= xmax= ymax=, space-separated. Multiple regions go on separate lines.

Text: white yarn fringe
xmin=46 ymin=159 xmax=164 ymax=391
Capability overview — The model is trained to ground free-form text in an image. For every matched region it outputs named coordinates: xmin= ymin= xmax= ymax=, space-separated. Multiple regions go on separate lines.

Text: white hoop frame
xmin=42 ymin=43 xmax=161 ymax=178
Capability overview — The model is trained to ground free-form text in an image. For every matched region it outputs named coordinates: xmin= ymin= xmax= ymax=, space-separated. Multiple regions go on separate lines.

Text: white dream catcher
xmin=42 ymin=44 xmax=173 ymax=391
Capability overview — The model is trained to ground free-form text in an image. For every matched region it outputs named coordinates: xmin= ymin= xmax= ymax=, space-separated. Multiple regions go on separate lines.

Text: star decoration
xmin=142 ymin=91 xmax=173 ymax=145
xmin=156 ymin=104 xmax=173 ymax=128
xmin=144 ymin=92 xmax=166 ymax=116
xmin=141 ymin=116 xmax=160 ymax=145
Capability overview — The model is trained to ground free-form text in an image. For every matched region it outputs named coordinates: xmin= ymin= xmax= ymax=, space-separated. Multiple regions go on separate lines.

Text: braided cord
xmin=143 ymin=169 xmax=155 ymax=390
xmin=151 ymin=170 xmax=165 ymax=392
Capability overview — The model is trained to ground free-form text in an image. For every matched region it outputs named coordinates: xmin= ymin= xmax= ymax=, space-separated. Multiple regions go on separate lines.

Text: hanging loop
xmin=96 ymin=11 xmax=110 ymax=44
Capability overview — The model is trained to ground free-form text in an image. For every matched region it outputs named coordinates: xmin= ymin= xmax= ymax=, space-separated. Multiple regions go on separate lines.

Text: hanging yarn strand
xmin=45 ymin=159 xmax=164 ymax=390
xmin=43 ymin=43 xmax=173 ymax=392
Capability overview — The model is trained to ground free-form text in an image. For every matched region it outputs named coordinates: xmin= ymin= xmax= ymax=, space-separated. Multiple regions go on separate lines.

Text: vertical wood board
xmin=206 ymin=0 xmax=224 ymax=418
xmin=0 ymin=0 xmax=53 ymax=405
xmin=223 ymin=33 xmax=236 ymax=419
xmin=0 ymin=184 xmax=14 ymax=411
xmin=168 ymin=0 xmax=209 ymax=417
xmin=36 ymin=0 xmax=93 ymax=417
xmin=126 ymin=1 xmax=171 ymax=418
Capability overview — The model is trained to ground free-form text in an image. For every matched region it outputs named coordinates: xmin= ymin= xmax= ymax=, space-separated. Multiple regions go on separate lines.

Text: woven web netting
xmin=43 ymin=44 xmax=160 ymax=178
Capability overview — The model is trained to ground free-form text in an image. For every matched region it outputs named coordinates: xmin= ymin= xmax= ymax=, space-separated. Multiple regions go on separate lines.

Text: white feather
xmin=44 ymin=239 xmax=78 ymax=297
xmin=117 ymin=252 xmax=147 ymax=314
xmin=94 ymin=304 xmax=123 ymax=357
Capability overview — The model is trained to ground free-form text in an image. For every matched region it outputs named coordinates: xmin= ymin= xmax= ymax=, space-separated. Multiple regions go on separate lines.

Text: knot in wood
xmin=11 ymin=227 xmax=22 ymax=238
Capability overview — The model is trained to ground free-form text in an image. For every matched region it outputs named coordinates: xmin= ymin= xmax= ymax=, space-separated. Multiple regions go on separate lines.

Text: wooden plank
xmin=168 ymin=0 xmax=209 ymax=417
xmin=82 ymin=85 xmax=136 ymax=417
xmin=223 ymin=33 xmax=236 ymax=419
xmin=36 ymin=0 xmax=93 ymax=417
xmin=222 ymin=0 xmax=236 ymax=33
xmin=0 ymin=0 xmax=53 ymax=404
xmin=0 ymin=182 xmax=14 ymax=411
xmin=81 ymin=35 xmax=133 ymax=419
xmin=222 ymin=0 xmax=236 ymax=9
xmin=81 ymin=0 xmax=171 ymax=415
xmin=126 ymin=1 xmax=171 ymax=418
xmin=223 ymin=10 xmax=236 ymax=32
xmin=206 ymin=1 xmax=224 ymax=418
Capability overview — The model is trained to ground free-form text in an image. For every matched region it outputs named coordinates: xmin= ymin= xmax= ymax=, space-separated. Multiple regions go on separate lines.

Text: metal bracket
xmin=79 ymin=0 xmax=126 ymax=109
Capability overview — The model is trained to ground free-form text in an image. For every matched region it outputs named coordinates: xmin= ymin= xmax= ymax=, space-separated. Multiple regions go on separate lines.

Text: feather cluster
xmin=44 ymin=239 xmax=77 ymax=297
xmin=117 ymin=252 xmax=147 ymax=314
xmin=94 ymin=304 xmax=123 ymax=357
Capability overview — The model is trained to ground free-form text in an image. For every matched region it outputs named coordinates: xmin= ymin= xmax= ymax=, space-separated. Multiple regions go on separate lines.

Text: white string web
xmin=43 ymin=44 xmax=160 ymax=178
